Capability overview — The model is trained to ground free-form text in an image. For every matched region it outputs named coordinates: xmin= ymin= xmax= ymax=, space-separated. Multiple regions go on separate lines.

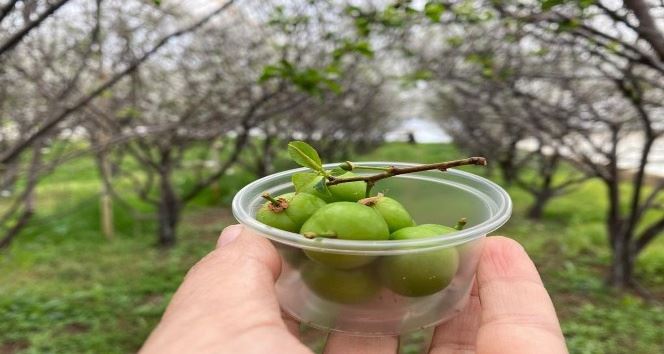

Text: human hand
xmin=140 ymin=224 xmax=568 ymax=354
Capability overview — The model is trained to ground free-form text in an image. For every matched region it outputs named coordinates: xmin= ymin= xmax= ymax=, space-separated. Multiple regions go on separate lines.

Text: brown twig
xmin=325 ymin=157 xmax=487 ymax=186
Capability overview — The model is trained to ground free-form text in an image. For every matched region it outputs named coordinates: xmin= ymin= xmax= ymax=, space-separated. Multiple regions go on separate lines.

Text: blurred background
xmin=1 ymin=0 xmax=663 ymax=353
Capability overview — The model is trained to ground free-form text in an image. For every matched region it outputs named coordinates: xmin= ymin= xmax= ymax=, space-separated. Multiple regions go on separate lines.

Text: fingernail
xmin=217 ymin=224 xmax=243 ymax=248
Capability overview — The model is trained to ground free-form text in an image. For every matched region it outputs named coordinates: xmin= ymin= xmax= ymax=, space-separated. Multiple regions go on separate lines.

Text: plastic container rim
xmin=232 ymin=162 xmax=512 ymax=255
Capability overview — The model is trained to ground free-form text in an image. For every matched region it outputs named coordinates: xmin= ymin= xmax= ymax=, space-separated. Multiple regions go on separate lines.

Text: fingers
xmin=429 ymin=284 xmax=481 ymax=354
xmin=140 ymin=224 xmax=310 ymax=354
xmin=476 ymin=237 xmax=568 ymax=354
xmin=163 ymin=224 xmax=281 ymax=326
xmin=323 ymin=333 xmax=399 ymax=354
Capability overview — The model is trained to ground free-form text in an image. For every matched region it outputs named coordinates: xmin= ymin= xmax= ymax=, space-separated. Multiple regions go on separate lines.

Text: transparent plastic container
xmin=232 ymin=162 xmax=511 ymax=336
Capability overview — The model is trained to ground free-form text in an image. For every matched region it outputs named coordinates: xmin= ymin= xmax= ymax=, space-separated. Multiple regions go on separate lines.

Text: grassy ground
xmin=1 ymin=143 xmax=663 ymax=354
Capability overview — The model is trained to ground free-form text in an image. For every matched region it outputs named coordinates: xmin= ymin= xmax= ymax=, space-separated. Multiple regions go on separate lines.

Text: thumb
xmin=476 ymin=236 xmax=567 ymax=354
xmin=141 ymin=225 xmax=308 ymax=354
xmin=163 ymin=224 xmax=282 ymax=320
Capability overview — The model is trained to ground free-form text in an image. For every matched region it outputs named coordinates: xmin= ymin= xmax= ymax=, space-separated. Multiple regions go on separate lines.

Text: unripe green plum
xmin=301 ymin=173 xmax=366 ymax=202
xmin=299 ymin=176 xmax=333 ymax=202
xmin=328 ymin=172 xmax=366 ymax=201
xmin=274 ymin=242 xmax=307 ymax=269
xmin=363 ymin=195 xmax=415 ymax=233
xmin=300 ymin=202 xmax=390 ymax=269
xmin=256 ymin=192 xmax=326 ymax=233
xmin=301 ymin=261 xmax=380 ymax=304
xmin=418 ymin=224 xmax=456 ymax=234
xmin=379 ymin=225 xmax=459 ymax=297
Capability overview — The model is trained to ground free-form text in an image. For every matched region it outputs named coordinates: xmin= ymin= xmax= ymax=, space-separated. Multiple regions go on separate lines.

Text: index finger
xmin=476 ymin=236 xmax=568 ymax=354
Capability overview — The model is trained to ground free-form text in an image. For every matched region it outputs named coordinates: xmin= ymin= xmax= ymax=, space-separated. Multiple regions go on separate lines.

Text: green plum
xmin=256 ymin=192 xmax=326 ymax=233
xmin=301 ymin=173 xmax=366 ymax=202
xmin=418 ymin=224 xmax=455 ymax=234
xmin=273 ymin=242 xmax=307 ymax=269
xmin=379 ymin=224 xmax=459 ymax=297
xmin=328 ymin=172 xmax=366 ymax=201
xmin=361 ymin=194 xmax=415 ymax=233
xmin=300 ymin=202 xmax=390 ymax=269
xmin=301 ymin=261 xmax=380 ymax=304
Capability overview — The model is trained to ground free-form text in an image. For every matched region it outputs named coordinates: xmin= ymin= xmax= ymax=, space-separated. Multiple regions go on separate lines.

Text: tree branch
xmin=634 ymin=215 xmax=664 ymax=253
xmin=0 ymin=0 xmax=19 ymax=23
xmin=0 ymin=209 xmax=33 ymax=249
xmin=623 ymin=0 xmax=664 ymax=61
xmin=0 ymin=0 xmax=71 ymax=56
xmin=180 ymin=86 xmax=280 ymax=202
xmin=0 ymin=0 xmax=236 ymax=165
xmin=635 ymin=179 xmax=664 ymax=222
xmin=326 ymin=157 xmax=488 ymax=186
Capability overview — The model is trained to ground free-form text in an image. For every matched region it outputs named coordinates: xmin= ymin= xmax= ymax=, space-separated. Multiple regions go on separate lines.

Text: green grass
xmin=1 ymin=142 xmax=663 ymax=354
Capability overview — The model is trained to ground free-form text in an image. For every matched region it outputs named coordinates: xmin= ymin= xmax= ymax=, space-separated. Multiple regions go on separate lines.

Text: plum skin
xmin=300 ymin=202 xmax=390 ymax=269
xmin=300 ymin=261 xmax=380 ymax=304
xmin=378 ymin=224 xmax=459 ymax=297
xmin=368 ymin=196 xmax=415 ymax=233
xmin=301 ymin=173 xmax=366 ymax=202
xmin=256 ymin=192 xmax=326 ymax=232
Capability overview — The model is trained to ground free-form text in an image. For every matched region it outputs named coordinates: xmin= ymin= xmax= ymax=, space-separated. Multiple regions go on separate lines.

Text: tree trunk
xmin=157 ymin=169 xmax=179 ymax=247
xmin=526 ymin=156 xmax=556 ymax=220
xmin=499 ymin=160 xmax=516 ymax=186
xmin=98 ymin=132 xmax=114 ymax=240
xmin=498 ymin=138 xmax=519 ymax=186
xmin=255 ymin=135 xmax=274 ymax=177
xmin=0 ymin=159 xmax=19 ymax=193
xmin=0 ymin=143 xmax=41 ymax=248
xmin=0 ymin=209 xmax=33 ymax=248
xmin=607 ymin=229 xmax=635 ymax=288
xmin=526 ymin=191 xmax=551 ymax=220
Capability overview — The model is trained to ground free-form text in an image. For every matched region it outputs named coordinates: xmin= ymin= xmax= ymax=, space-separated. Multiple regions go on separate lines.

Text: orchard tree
xmin=489 ymin=0 xmax=664 ymax=289
xmin=239 ymin=0 xmax=400 ymax=170
xmin=347 ymin=0 xmax=664 ymax=288
xmin=0 ymin=0 xmax=237 ymax=247
xmin=412 ymin=9 xmax=587 ymax=218
xmin=84 ymin=5 xmax=309 ymax=246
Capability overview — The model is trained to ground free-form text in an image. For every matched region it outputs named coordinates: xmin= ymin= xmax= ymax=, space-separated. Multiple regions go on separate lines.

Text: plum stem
xmin=325 ymin=157 xmax=488 ymax=188
xmin=358 ymin=193 xmax=384 ymax=206
xmin=262 ymin=192 xmax=289 ymax=213
xmin=454 ymin=217 xmax=468 ymax=230
xmin=261 ymin=192 xmax=282 ymax=207
xmin=364 ymin=181 xmax=375 ymax=198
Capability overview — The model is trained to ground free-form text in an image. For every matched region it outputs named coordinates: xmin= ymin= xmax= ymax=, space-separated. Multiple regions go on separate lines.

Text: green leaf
xmin=607 ymin=41 xmax=620 ymax=53
xmin=424 ymin=2 xmax=445 ymax=22
xmin=323 ymin=79 xmax=342 ymax=94
xmin=293 ymin=69 xmax=323 ymax=93
xmin=259 ymin=65 xmax=283 ymax=82
xmin=557 ymin=18 xmax=580 ymax=32
xmin=314 ymin=178 xmax=331 ymax=196
xmin=412 ymin=69 xmax=432 ymax=81
xmin=541 ymin=0 xmax=565 ymax=10
xmin=329 ymin=167 xmax=347 ymax=176
xmin=288 ymin=141 xmax=323 ymax=171
xmin=292 ymin=172 xmax=319 ymax=192
xmin=354 ymin=41 xmax=374 ymax=58
xmin=344 ymin=5 xmax=363 ymax=17
xmin=354 ymin=17 xmax=371 ymax=37
xmin=446 ymin=36 xmax=463 ymax=47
